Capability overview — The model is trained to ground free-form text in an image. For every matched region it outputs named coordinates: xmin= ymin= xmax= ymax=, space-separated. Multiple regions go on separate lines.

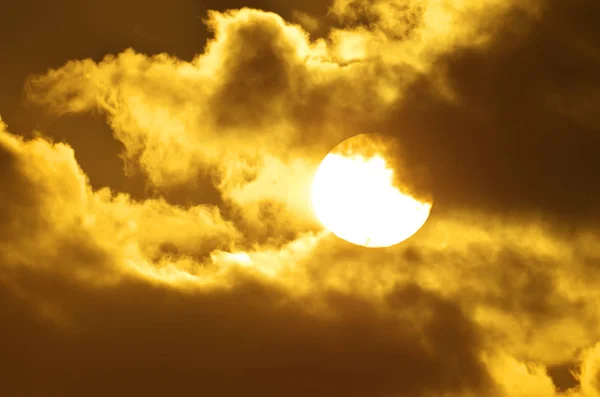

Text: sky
xmin=1 ymin=0 xmax=600 ymax=396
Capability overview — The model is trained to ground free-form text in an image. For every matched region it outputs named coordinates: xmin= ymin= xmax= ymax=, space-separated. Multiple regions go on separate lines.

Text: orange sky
xmin=1 ymin=1 xmax=600 ymax=396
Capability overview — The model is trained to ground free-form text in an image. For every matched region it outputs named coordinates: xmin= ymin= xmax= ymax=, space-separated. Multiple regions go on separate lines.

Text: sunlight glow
xmin=311 ymin=153 xmax=432 ymax=248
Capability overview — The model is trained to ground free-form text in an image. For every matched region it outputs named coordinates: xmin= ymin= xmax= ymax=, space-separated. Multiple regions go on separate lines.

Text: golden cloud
xmin=1 ymin=1 xmax=600 ymax=396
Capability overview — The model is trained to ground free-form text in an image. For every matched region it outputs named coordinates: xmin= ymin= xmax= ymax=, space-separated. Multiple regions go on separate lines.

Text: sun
xmin=311 ymin=134 xmax=432 ymax=248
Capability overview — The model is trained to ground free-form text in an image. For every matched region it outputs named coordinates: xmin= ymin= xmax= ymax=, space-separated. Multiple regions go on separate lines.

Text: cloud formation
xmin=1 ymin=0 xmax=600 ymax=396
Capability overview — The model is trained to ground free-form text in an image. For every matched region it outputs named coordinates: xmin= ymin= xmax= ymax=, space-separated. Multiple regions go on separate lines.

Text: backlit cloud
xmin=1 ymin=0 xmax=600 ymax=396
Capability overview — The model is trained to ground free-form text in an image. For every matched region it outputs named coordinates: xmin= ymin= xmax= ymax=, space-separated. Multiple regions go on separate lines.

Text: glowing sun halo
xmin=311 ymin=135 xmax=432 ymax=248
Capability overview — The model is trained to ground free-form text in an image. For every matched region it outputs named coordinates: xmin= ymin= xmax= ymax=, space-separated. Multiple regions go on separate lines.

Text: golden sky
xmin=1 ymin=0 xmax=600 ymax=396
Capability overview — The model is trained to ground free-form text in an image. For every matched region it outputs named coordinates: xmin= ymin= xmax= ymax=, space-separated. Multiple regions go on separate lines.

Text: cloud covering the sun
xmin=2 ymin=0 xmax=600 ymax=395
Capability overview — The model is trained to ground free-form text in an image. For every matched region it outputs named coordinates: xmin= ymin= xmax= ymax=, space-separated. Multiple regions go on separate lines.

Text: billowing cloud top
xmin=1 ymin=0 xmax=600 ymax=396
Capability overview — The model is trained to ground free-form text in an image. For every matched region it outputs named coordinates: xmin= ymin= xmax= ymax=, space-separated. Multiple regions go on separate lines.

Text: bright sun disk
xmin=311 ymin=151 xmax=432 ymax=248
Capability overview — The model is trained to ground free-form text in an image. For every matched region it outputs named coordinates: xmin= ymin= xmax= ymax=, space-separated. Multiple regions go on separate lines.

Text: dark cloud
xmin=208 ymin=12 xmax=303 ymax=130
xmin=383 ymin=0 xmax=600 ymax=225
xmin=0 ymin=267 xmax=493 ymax=397
xmin=547 ymin=362 xmax=579 ymax=392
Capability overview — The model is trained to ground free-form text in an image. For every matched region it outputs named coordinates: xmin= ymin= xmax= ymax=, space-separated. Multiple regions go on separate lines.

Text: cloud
xmin=1 ymin=109 xmax=600 ymax=396
xmin=0 ymin=120 xmax=497 ymax=397
xmin=2 ymin=0 xmax=600 ymax=396
xmin=1 ymin=267 xmax=499 ymax=397
xmin=0 ymin=117 xmax=238 ymax=282
xmin=379 ymin=0 xmax=600 ymax=225
xmin=578 ymin=343 xmax=600 ymax=397
xmin=0 ymin=117 xmax=111 ymax=280
xmin=23 ymin=3 xmax=542 ymax=240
